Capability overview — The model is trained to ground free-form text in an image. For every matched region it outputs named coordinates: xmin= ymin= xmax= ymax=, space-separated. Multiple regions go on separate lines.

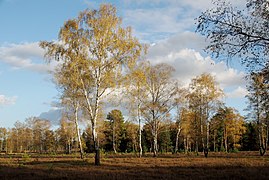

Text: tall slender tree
xmin=40 ymin=4 xmax=143 ymax=165
xmin=124 ymin=61 xmax=148 ymax=157
xmin=246 ymin=72 xmax=269 ymax=155
xmin=141 ymin=63 xmax=176 ymax=157
xmin=188 ymin=73 xmax=223 ymax=156
xmin=55 ymin=64 xmax=85 ymax=159
xmin=174 ymin=85 xmax=188 ymax=153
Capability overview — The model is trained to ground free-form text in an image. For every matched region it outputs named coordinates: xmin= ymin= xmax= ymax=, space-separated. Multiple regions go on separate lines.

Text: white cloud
xmin=124 ymin=7 xmax=189 ymax=33
xmin=214 ymin=68 xmax=246 ymax=88
xmin=147 ymin=33 xmax=246 ymax=89
xmin=0 ymin=42 xmax=55 ymax=73
xmin=122 ymin=0 xmax=246 ymax=42
xmin=124 ymin=0 xmax=246 ymax=10
xmin=180 ymin=0 xmax=246 ymax=11
xmin=226 ymin=86 xmax=248 ymax=98
xmin=123 ymin=4 xmax=196 ymax=41
xmin=148 ymin=31 xmax=206 ymax=57
xmin=0 ymin=95 xmax=17 ymax=106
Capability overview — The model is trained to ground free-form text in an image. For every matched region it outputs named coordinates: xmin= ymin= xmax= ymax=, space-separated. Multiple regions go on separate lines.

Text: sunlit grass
xmin=0 ymin=151 xmax=268 ymax=179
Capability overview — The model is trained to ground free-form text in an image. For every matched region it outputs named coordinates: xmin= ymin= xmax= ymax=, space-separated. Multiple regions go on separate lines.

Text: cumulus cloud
xmin=226 ymin=86 xmax=248 ymax=98
xmin=126 ymin=0 xmax=248 ymax=101
xmin=214 ymin=68 xmax=246 ymax=88
xmin=0 ymin=95 xmax=17 ymax=106
xmin=147 ymin=32 xmax=246 ymax=90
xmin=0 ymin=42 xmax=56 ymax=73
xmin=124 ymin=7 xmax=190 ymax=32
xmin=148 ymin=31 xmax=206 ymax=57
xmin=122 ymin=0 xmax=246 ymax=41
xmin=122 ymin=2 xmax=196 ymax=41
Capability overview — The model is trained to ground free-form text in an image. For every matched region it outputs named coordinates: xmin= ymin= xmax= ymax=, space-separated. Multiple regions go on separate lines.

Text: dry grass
xmin=0 ymin=151 xmax=269 ymax=179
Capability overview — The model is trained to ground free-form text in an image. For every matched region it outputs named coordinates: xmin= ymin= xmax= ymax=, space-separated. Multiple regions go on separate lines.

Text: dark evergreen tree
xmin=241 ymin=122 xmax=259 ymax=151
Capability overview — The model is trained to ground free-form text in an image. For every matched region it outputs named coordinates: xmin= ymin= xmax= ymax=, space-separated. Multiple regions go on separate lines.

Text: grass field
xmin=0 ymin=151 xmax=268 ymax=179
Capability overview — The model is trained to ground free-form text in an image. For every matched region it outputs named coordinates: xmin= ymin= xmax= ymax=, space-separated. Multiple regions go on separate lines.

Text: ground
xmin=0 ymin=151 xmax=268 ymax=179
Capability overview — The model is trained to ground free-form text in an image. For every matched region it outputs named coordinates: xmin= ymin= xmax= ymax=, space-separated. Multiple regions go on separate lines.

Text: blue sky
xmin=0 ymin=0 xmax=248 ymax=128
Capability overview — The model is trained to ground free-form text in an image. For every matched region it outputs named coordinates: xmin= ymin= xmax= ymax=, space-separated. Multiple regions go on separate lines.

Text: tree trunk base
xmin=80 ymin=152 xmax=84 ymax=159
xmin=259 ymin=148 xmax=266 ymax=156
xmin=204 ymin=148 xmax=209 ymax=158
xmin=95 ymin=149 xmax=101 ymax=166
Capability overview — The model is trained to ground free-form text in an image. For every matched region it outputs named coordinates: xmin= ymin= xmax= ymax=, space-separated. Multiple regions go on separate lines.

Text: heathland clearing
xmin=0 ymin=151 xmax=268 ymax=179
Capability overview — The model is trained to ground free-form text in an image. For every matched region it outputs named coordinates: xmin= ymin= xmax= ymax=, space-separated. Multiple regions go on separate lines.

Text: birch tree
xmin=141 ymin=63 xmax=176 ymax=157
xmin=0 ymin=128 xmax=7 ymax=152
xmin=54 ymin=59 xmax=85 ymax=158
xmin=188 ymin=73 xmax=223 ymax=157
xmin=62 ymin=101 xmax=84 ymax=158
xmin=40 ymin=4 xmax=143 ymax=165
xmin=124 ymin=61 xmax=148 ymax=157
xmin=176 ymin=108 xmax=193 ymax=153
xmin=174 ymin=85 xmax=188 ymax=153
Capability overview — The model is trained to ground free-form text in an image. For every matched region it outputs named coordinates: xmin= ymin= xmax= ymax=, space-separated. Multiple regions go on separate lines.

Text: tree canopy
xmin=40 ymin=4 xmax=143 ymax=165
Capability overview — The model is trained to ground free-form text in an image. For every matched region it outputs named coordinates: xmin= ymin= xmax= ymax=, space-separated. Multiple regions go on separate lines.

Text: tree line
xmin=0 ymin=70 xmax=260 ymax=157
xmin=0 ymin=104 xmax=259 ymax=155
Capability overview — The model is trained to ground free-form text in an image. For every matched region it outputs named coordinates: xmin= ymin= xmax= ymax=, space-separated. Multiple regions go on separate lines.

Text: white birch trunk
xmin=74 ymin=102 xmax=84 ymax=159
xmin=138 ymin=104 xmax=142 ymax=158
xmin=175 ymin=125 xmax=181 ymax=153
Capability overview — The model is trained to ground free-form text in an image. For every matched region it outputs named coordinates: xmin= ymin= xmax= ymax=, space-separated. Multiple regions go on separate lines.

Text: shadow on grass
xmin=25 ymin=159 xmax=90 ymax=166
xmin=0 ymin=158 xmax=269 ymax=180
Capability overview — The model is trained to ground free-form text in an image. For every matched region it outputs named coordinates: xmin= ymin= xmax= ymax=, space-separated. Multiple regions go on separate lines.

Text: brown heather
xmin=0 ymin=151 xmax=268 ymax=179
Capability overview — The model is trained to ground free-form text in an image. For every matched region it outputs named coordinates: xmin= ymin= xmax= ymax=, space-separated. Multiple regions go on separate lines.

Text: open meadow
xmin=0 ymin=151 xmax=268 ymax=179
